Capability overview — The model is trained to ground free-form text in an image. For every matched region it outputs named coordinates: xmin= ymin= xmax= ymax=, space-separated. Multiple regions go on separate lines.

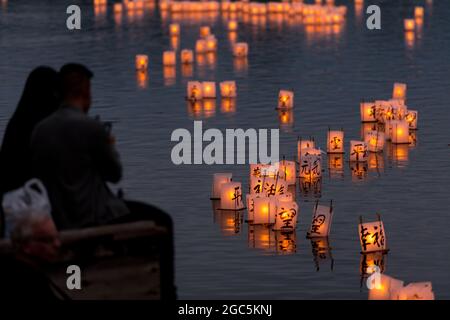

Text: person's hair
xmin=59 ymin=63 xmax=93 ymax=100
xmin=10 ymin=212 xmax=51 ymax=248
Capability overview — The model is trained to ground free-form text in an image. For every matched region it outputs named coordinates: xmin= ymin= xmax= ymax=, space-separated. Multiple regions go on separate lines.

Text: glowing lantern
xmin=180 ymin=49 xmax=194 ymax=64
xmin=114 ymin=3 xmax=123 ymax=13
xmin=299 ymin=153 xmax=322 ymax=180
xmin=220 ymin=182 xmax=245 ymax=210
xmin=277 ymin=160 xmax=296 ymax=185
xmin=135 ymin=54 xmax=149 ymax=71
xmin=221 ymin=98 xmax=236 ymax=114
xmin=277 ymin=90 xmax=294 ymax=109
xmin=414 ymin=6 xmax=424 ymax=19
xmin=195 ymin=39 xmax=207 ymax=53
xmin=246 ymin=194 xmax=257 ymax=221
xmin=359 ymin=215 xmax=388 ymax=254
xmin=404 ymin=19 xmax=415 ymax=32
xmin=211 ymin=173 xmax=232 ymax=199
xmin=273 ymin=198 xmax=298 ymax=231
xmin=187 ymin=81 xmax=203 ymax=100
xmin=350 ymin=140 xmax=368 ymax=162
xmin=368 ymin=274 xmax=404 ymax=300
xmin=392 ymin=82 xmax=407 ymax=101
xmin=250 ymin=163 xmax=271 ymax=179
xmin=391 ymin=120 xmax=409 ymax=144
xmin=392 ymin=282 xmax=434 ymax=300
xmin=163 ymin=50 xmax=176 ymax=66
xmin=252 ymin=197 xmax=277 ymax=224
xmin=365 ymin=131 xmax=385 ymax=153
xmin=199 ymin=26 xmax=211 ymax=38
xmin=202 ymin=81 xmax=216 ymax=98
xmin=405 ymin=110 xmax=418 ymax=130
xmin=228 ymin=20 xmax=238 ymax=32
xmin=220 ymin=81 xmax=237 ymax=98
xmin=307 ymin=200 xmax=333 ymax=238
xmin=205 ymin=35 xmax=218 ymax=52
xmin=232 ymin=42 xmax=248 ymax=57
xmin=169 ymin=23 xmax=180 ymax=36
xmin=297 ymin=138 xmax=315 ymax=162
xmin=327 ymin=130 xmax=344 ymax=153
xmin=360 ymin=102 xmax=377 ymax=122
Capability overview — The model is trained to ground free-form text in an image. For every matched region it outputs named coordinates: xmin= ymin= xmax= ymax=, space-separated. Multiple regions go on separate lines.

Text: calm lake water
xmin=1 ymin=0 xmax=450 ymax=299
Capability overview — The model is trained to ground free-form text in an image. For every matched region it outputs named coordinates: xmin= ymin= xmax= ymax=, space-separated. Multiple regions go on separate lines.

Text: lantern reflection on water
xmin=350 ymin=162 xmax=368 ymax=181
xmin=327 ymin=130 xmax=344 ymax=154
xmin=186 ymin=100 xmax=202 ymax=119
xmin=233 ymin=57 xmax=248 ymax=73
xmin=299 ymin=177 xmax=322 ymax=198
xmin=135 ymin=54 xmax=149 ymax=71
xmin=163 ymin=66 xmax=176 ymax=86
xmin=360 ymin=251 xmax=386 ymax=278
xmin=328 ymin=154 xmax=344 ymax=179
xmin=368 ymin=152 xmax=384 ymax=173
xmin=368 ymin=274 xmax=404 ymax=300
xmin=278 ymin=110 xmax=294 ymax=131
xmin=218 ymin=209 xmax=243 ymax=236
xmin=275 ymin=231 xmax=297 ymax=255
xmin=220 ymin=81 xmax=237 ymax=98
xmin=181 ymin=49 xmax=194 ymax=64
xmin=136 ymin=70 xmax=148 ymax=89
xmin=350 ymin=140 xmax=368 ymax=162
xmin=220 ymin=182 xmax=245 ymax=210
xmin=307 ymin=200 xmax=333 ymax=238
xmin=221 ymin=98 xmax=236 ymax=114
xmin=205 ymin=35 xmax=218 ymax=52
xmin=388 ymin=143 xmax=409 ymax=164
xmin=359 ymin=215 xmax=388 ymax=254
xmin=248 ymin=225 xmax=275 ymax=251
xmin=311 ymin=237 xmax=334 ymax=271
xmin=195 ymin=39 xmax=207 ymax=53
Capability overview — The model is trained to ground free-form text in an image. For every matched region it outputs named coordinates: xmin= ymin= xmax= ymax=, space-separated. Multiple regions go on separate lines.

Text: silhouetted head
xmin=59 ymin=63 xmax=93 ymax=113
xmin=14 ymin=66 xmax=60 ymax=123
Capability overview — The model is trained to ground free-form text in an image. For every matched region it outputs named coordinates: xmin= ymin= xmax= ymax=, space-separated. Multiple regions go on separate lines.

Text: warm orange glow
xmin=405 ymin=31 xmax=415 ymax=48
xmin=228 ymin=20 xmax=238 ymax=32
xmin=114 ymin=3 xmax=123 ymax=13
xmin=163 ymin=50 xmax=176 ymax=66
xmin=205 ymin=36 xmax=217 ymax=52
xmin=414 ymin=6 xmax=424 ymax=19
xmin=195 ymin=39 xmax=207 ymax=53
xmin=180 ymin=49 xmax=193 ymax=64
xmin=228 ymin=31 xmax=237 ymax=43
xmin=404 ymin=19 xmax=415 ymax=32
xmin=135 ymin=54 xmax=149 ymax=71
xmin=221 ymin=98 xmax=236 ymax=114
xmin=199 ymin=26 xmax=211 ymax=38
xmin=163 ymin=66 xmax=175 ymax=86
xmin=169 ymin=23 xmax=180 ymax=36
xmin=136 ymin=70 xmax=148 ymax=89
xmin=202 ymin=81 xmax=216 ymax=98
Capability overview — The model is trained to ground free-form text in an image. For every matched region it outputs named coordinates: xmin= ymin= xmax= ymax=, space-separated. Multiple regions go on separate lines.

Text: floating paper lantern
xmin=199 ymin=26 xmax=211 ymax=38
xmin=114 ymin=3 xmax=123 ymax=13
xmin=232 ymin=42 xmax=248 ymax=57
xmin=252 ymin=197 xmax=277 ymax=224
xmin=365 ymin=131 xmax=385 ymax=153
xmin=205 ymin=35 xmax=218 ymax=52
xmin=163 ymin=50 xmax=176 ymax=66
xmin=202 ymin=81 xmax=216 ymax=98
xmin=277 ymin=90 xmax=294 ymax=109
xmin=187 ymin=81 xmax=203 ymax=100
xmin=273 ymin=198 xmax=298 ymax=231
xmin=359 ymin=215 xmax=388 ymax=253
xmin=297 ymin=138 xmax=315 ymax=162
xmin=277 ymin=160 xmax=296 ymax=185
xmin=414 ymin=6 xmax=424 ymax=19
xmin=350 ymin=140 xmax=368 ymax=162
xmin=220 ymin=81 xmax=237 ymax=98
xmin=180 ymin=49 xmax=194 ymax=64
xmin=391 ymin=120 xmax=409 ymax=144
xmin=211 ymin=173 xmax=232 ymax=199
xmin=368 ymin=274 xmax=404 ymax=300
xmin=169 ymin=23 xmax=180 ymax=36
xmin=393 ymin=82 xmax=407 ymax=101
xmin=307 ymin=201 xmax=333 ymax=238
xmin=228 ymin=20 xmax=238 ymax=32
xmin=392 ymin=282 xmax=435 ymax=300
xmin=360 ymin=102 xmax=377 ymax=122
xmin=299 ymin=153 xmax=322 ymax=180
xmin=135 ymin=54 xmax=149 ymax=71
xmin=405 ymin=110 xmax=418 ymax=130
xmin=220 ymin=182 xmax=245 ymax=210
xmin=262 ymin=178 xmax=288 ymax=197
xmin=195 ymin=39 xmax=207 ymax=53
xmin=404 ymin=19 xmax=415 ymax=32
xmin=327 ymin=130 xmax=344 ymax=153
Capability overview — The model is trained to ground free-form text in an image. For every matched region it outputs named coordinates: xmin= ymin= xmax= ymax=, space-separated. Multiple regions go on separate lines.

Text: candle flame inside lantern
xmin=404 ymin=19 xmax=415 ymax=32
xmin=414 ymin=6 xmax=424 ymax=19
xmin=169 ymin=23 xmax=180 ymax=36
xmin=135 ymin=55 xmax=148 ymax=71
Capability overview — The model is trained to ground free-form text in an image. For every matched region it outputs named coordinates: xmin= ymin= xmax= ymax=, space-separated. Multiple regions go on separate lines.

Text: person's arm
xmin=90 ymin=122 xmax=122 ymax=183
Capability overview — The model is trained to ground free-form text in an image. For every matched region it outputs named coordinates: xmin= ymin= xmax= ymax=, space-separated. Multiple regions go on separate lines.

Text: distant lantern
xmin=253 ymin=197 xmax=277 ymax=224
xmin=360 ymin=102 xmax=377 ymax=122
xmin=163 ymin=50 xmax=176 ymax=66
xmin=391 ymin=120 xmax=409 ymax=144
xmin=307 ymin=200 xmax=334 ymax=238
xmin=180 ymin=49 xmax=194 ymax=64
xmin=187 ymin=81 xmax=203 ymax=100
xmin=297 ymin=138 xmax=315 ymax=162
xmin=169 ymin=23 xmax=180 ymax=36
xmin=350 ymin=140 xmax=369 ymax=162
xmin=365 ymin=131 xmax=385 ymax=153
xmin=278 ymin=160 xmax=296 ymax=185
xmin=220 ymin=182 xmax=245 ymax=210
xmin=205 ymin=35 xmax=218 ymax=52
xmin=299 ymin=153 xmax=322 ymax=181
xmin=114 ymin=3 xmax=123 ymax=13
xmin=199 ymin=26 xmax=211 ymax=38
xmin=414 ymin=6 xmax=425 ymax=19
xmin=392 ymin=282 xmax=435 ymax=300
xmin=405 ymin=110 xmax=418 ymax=130
xmin=392 ymin=83 xmax=407 ymax=101
xmin=404 ymin=19 xmax=415 ymax=32
xmin=232 ymin=42 xmax=248 ymax=57
xmin=273 ymin=198 xmax=298 ymax=232
xmin=228 ymin=20 xmax=238 ymax=32
xmin=368 ymin=274 xmax=404 ymax=300
xmin=135 ymin=54 xmax=149 ymax=71
xmin=211 ymin=173 xmax=232 ymax=199
xmin=202 ymin=81 xmax=216 ymax=98
xmin=195 ymin=39 xmax=207 ymax=53
xmin=327 ymin=130 xmax=344 ymax=154
xmin=358 ymin=215 xmax=388 ymax=254
xmin=220 ymin=81 xmax=237 ymax=98
xmin=277 ymin=90 xmax=294 ymax=109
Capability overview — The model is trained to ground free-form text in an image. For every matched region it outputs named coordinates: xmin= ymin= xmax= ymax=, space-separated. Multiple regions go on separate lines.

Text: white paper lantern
xmin=277 ymin=160 xmax=296 ymax=185
xmin=252 ymin=197 xmax=277 ymax=224
xmin=211 ymin=173 xmax=232 ymax=199
xmin=299 ymin=152 xmax=322 ymax=180
xmin=327 ymin=130 xmax=344 ymax=153
xmin=180 ymin=49 xmax=194 ymax=64
xmin=307 ymin=201 xmax=333 ymax=238
xmin=187 ymin=81 xmax=203 ymax=100
xmin=195 ymin=39 xmax=207 ymax=53
xmin=246 ymin=193 xmax=258 ymax=221
xmin=360 ymin=102 xmax=377 ymax=122
xmin=163 ymin=50 xmax=176 ymax=66
xmin=350 ymin=140 xmax=369 ymax=162
xmin=205 ymin=35 xmax=218 ymax=52
xmin=368 ymin=274 xmax=404 ymax=300
xmin=277 ymin=90 xmax=294 ymax=109
xmin=358 ymin=216 xmax=388 ymax=253
xmin=297 ymin=138 xmax=315 ymax=162
xmin=202 ymin=81 xmax=216 ymax=98
xmin=364 ymin=131 xmax=385 ymax=153
xmin=220 ymin=81 xmax=237 ymax=98
xmin=273 ymin=198 xmax=298 ymax=231
xmin=391 ymin=282 xmax=435 ymax=300
xmin=135 ymin=54 xmax=149 ymax=71
xmin=220 ymin=182 xmax=245 ymax=210
xmin=232 ymin=42 xmax=248 ymax=57
xmin=391 ymin=120 xmax=409 ymax=144
xmin=199 ymin=26 xmax=211 ymax=38
xmin=405 ymin=110 xmax=418 ymax=130
xmin=393 ymin=82 xmax=407 ymax=101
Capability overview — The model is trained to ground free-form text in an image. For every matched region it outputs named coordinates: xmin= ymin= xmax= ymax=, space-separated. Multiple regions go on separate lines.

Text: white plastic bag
xmin=2 ymin=178 xmax=52 ymax=238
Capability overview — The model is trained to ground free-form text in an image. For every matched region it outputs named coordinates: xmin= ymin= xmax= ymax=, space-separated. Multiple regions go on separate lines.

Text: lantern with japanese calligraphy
xmin=391 ymin=120 xmax=409 ymax=144
xmin=277 ymin=90 xmax=294 ymax=109
xmin=392 ymin=282 xmax=435 ymax=300
xmin=327 ymin=130 xmax=344 ymax=154
xmin=220 ymin=182 xmax=245 ymax=210
xmin=220 ymin=81 xmax=237 ymax=98
xmin=180 ymin=49 xmax=194 ymax=64
xmin=275 ymin=231 xmax=297 ymax=255
xmin=163 ymin=50 xmax=176 ymax=66
xmin=232 ymin=42 xmax=248 ymax=57
xmin=365 ymin=131 xmax=385 ymax=153
xmin=202 ymin=81 xmax=216 ymax=98
xmin=246 ymin=194 xmax=258 ymax=221
xmin=273 ymin=199 xmax=298 ymax=232
xmin=297 ymin=138 xmax=315 ymax=162
xmin=350 ymin=140 xmax=368 ymax=162
xmin=252 ymin=197 xmax=277 ymax=224
xmin=169 ymin=23 xmax=180 ymax=36
xmin=211 ymin=173 xmax=232 ymax=199
xmin=405 ymin=110 xmax=418 ymax=130
xmin=358 ymin=215 xmax=388 ymax=253
xmin=199 ymin=26 xmax=211 ymax=38
xmin=187 ymin=81 xmax=203 ymax=100
xmin=307 ymin=200 xmax=333 ymax=238
xmin=299 ymin=153 xmax=322 ymax=180
xmin=393 ymin=82 xmax=407 ymax=101
xmin=404 ymin=19 xmax=415 ymax=32
xmin=368 ymin=274 xmax=404 ymax=300
xmin=195 ymin=39 xmax=207 ymax=53
xmin=135 ymin=54 xmax=149 ymax=71
xmin=277 ymin=160 xmax=296 ymax=185
xmin=261 ymin=177 xmax=288 ymax=198
xmin=351 ymin=162 xmax=368 ymax=181
xmin=360 ymin=102 xmax=377 ymax=122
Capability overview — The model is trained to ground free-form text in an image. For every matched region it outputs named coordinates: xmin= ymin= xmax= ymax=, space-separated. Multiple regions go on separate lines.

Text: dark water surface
xmin=1 ymin=0 xmax=450 ymax=299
